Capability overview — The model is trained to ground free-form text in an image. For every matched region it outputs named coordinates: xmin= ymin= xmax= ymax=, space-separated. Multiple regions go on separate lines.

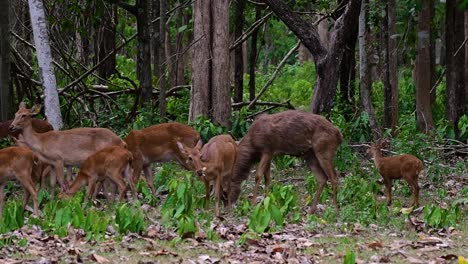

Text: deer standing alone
xmin=9 ymin=103 xmax=126 ymax=193
xmin=60 ymin=146 xmax=135 ymax=201
xmin=124 ymin=123 xmax=201 ymax=195
xmin=177 ymin=135 xmax=237 ymax=217
xmin=229 ymin=110 xmax=342 ymax=213
xmin=368 ymin=140 xmax=423 ymax=207
xmin=0 ymin=147 xmax=41 ymax=217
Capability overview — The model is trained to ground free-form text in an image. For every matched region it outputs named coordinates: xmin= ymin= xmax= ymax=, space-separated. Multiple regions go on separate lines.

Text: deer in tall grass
xmin=125 ymin=123 xmax=201 ymax=195
xmin=9 ymin=103 xmax=126 ymax=193
xmin=229 ymin=110 xmax=343 ymax=213
xmin=0 ymin=147 xmax=41 ymax=217
xmin=368 ymin=139 xmax=423 ymax=207
xmin=60 ymin=146 xmax=135 ymax=201
xmin=177 ymin=135 xmax=237 ymax=217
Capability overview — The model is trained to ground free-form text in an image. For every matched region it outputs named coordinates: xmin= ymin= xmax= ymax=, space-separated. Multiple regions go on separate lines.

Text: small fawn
xmin=177 ymin=135 xmax=237 ymax=217
xmin=60 ymin=146 xmax=135 ymax=201
xmin=368 ymin=140 xmax=423 ymax=207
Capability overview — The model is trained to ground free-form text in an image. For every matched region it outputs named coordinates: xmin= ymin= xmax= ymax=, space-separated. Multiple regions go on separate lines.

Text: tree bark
xmin=136 ymin=0 xmax=152 ymax=106
xmin=159 ymin=0 xmax=167 ymax=118
xmin=465 ymin=10 xmax=468 ymax=107
xmin=415 ymin=0 xmax=434 ymax=134
xmin=339 ymin=19 xmax=358 ymax=110
xmin=445 ymin=0 xmax=466 ymax=135
xmin=152 ymin=0 xmax=160 ymax=78
xmin=97 ymin=4 xmax=117 ymax=79
xmin=28 ymin=0 xmax=62 ymax=129
xmin=189 ymin=0 xmax=211 ymax=122
xmin=359 ymin=0 xmax=381 ymax=139
xmin=0 ymin=0 xmax=10 ymax=121
xmin=248 ymin=5 xmax=261 ymax=101
xmin=233 ymin=0 xmax=245 ymax=103
xmin=383 ymin=0 xmax=399 ymax=131
xmin=264 ymin=0 xmax=361 ymax=114
xmin=211 ymin=0 xmax=231 ymax=127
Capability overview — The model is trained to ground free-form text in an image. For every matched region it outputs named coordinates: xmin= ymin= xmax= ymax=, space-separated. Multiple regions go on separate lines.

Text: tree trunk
xmin=211 ymin=0 xmax=231 ymax=127
xmin=28 ymin=0 xmax=62 ymax=129
xmin=248 ymin=5 xmax=261 ymax=101
xmin=233 ymin=0 xmax=245 ymax=103
xmin=189 ymin=0 xmax=211 ymax=122
xmin=136 ymin=0 xmax=152 ymax=106
xmin=339 ymin=20 xmax=358 ymax=110
xmin=152 ymin=0 xmax=160 ymax=78
xmin=264 ymin=0 xmax=361 ymax=114
xmin=445 ymin=0 xmax=466 ymax=135
xmin=359 ymin=0 xmax=380 ymax=140
xmin=465 ymin=10 xmax=468 ymax=107
xmin=383 ymin=0 xmax=399 ymax=131
xmin=159 ymin=0 xmax=167 ymax=118
xmin=415 ymin=0 xmax=434 ymax=134
xmin=97 ymin=4 xmax=117 ymax=79
xmin=0 ymin=0 xmax=10 ymax=121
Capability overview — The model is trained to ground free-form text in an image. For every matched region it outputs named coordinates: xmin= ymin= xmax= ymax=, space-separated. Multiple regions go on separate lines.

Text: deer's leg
xmin=314 ymin=151 xmax=339 ymax=212
xmin=143 ymin=165 xmax=156 ymax=196
xmin=263 ymin=162 xmax=271 ymax=196
xmin=123 ymin=164 xmax=137 ymax=200
xmin=405 ymin=175 xmax=419 ymax=207
xmin=384 ymin=178 xmax=392 ymax=206
xmin=131 ymin=154 xmax=143 ymax=185
xmin=215 ymin=174 xmax=221 ymax=217
xmin=86 ymin=176 xmax=98 ymax=201
xmin=252 ymin=153 xmax=272 ymax=205
xmin=110 ymin=171 xmax=128 ymax=202
xmin=66 ymin=166 xmax=73 ymax=181
xmin=204 ymin=179 xmax=210 ymax=210
xmin=305 ymin=153 xmax=328 ymax=214
xmin=23 ymin=179 xmax=39 ymax=215
xmin=53 ymin=160 xmax=67 ymax=192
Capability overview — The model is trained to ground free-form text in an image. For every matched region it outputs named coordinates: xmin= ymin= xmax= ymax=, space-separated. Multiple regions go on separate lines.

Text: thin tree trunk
xmin=465 ymin=11 xmax=468 ymax=106
xmin=233 ymin=0 xmax=245 ymax=103
xmin=136 ymin=0 xmax=152 ymax=106
xmin=152 ymin=0 xmax=160 ymax=78
xmin=416 ymin=0 xmax=434 ymax=134
xmin=189 ymin=0 xmax=211 ymax=122
xmin=159 ymin=0 xmax=167 ymax=118
xmin=445 ymin=0 xmax=466 ymax=135
xmin=339 ymin=21 xmax=358 ymax=110
xmin=359 ymin=0 xmax=380 ymax=139
xmin=97 ymin=4 xmax=117 ymax=79
xmin=383 ymin=0 xmax=398 ymax=131
xmin=248 ymin=5 xmax=261 ymax=101
xmin=28 ymin=0 xmax=62 ymax=129
xmin=211 ymin=0 xmax=231 ymax=127
xmin=0 ymin=0 xmax=10 ymax=121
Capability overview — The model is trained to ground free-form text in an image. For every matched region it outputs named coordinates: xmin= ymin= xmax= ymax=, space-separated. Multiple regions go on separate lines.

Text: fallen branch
xmin=247 ymin=41 xmax=301 ymax=109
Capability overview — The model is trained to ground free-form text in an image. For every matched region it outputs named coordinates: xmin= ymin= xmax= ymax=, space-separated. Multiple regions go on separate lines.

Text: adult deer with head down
xmin=368 ymin=140 xmax=423 ymax=207
xmin=125 ymin=123 xmax=201 ymax=195
xmin=9 ymin=103 xmax=126 ymax=192
xmin=177 ymin=135 xmax=237 ymax=217
xmin=60 ymin=146 xmax=135 ymax=201
xmin=0 ymin=146 xmax=41 ymax=217
xmin=229 ymin=110 xmax=343 ymax=213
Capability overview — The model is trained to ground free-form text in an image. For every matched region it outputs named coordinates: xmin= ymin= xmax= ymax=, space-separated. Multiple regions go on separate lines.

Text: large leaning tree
xmin=264 ymin=0 xmax=361 ymax=115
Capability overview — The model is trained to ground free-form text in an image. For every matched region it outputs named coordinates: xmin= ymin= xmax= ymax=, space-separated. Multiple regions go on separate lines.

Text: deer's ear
xmin=176 ymin=141 xmax=187 ymax=154
xmin=18 ymin=102 xmax=26 ymax=109
xmin=30 ymin=104 xmax=42 ymax=115
xmin=195 ymin=139 xmax=203 ymax=150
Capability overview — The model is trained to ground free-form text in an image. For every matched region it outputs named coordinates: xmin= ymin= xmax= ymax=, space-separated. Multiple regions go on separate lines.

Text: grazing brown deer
xmin=229 ymin=110 xmax=343 ymax=213
xmin=0 ymin=118 xmax=53 ymax=139
xmin=60 ymin=146 xmax=135 ymax=201
xmin=125 ymin=123 xmax=201 ymax=195
xmin=368 ymin=140 xmax=423 ymax=207
xmin=0 ymin=146 xmax=40 ymax=216
xmin=9 ymin=103 xmax=126 ymax=193
xmin=177 ymin=135 xmax=237 ymax=217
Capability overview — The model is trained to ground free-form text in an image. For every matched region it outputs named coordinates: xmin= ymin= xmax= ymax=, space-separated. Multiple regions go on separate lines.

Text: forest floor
xmin=0 ymin=159 xmax=467 ymax=264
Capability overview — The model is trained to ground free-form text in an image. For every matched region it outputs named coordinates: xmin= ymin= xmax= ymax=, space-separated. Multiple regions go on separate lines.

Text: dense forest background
xmin=0 ymin=0 xmax=467 ymax=143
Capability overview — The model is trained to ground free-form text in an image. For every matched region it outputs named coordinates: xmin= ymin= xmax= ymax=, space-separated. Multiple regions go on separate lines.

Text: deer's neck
xmin=21 ymin=123 xmax=44 ymax=151
xmin=68 ymin=173 xmax=87 ymax=195
xmin=372 ymin=149 xmax=383 ymax=168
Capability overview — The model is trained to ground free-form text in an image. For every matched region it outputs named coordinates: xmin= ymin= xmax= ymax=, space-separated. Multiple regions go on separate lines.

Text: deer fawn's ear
xmin=176 ymin=141 xmax=187 ymax=154
xmin=195 ymin=139 xmax=203 ymax=150
xmin=30 ymin=104 xmax=42 ymax=115
xmin=18 ymin=102 xmax=26 ymax=109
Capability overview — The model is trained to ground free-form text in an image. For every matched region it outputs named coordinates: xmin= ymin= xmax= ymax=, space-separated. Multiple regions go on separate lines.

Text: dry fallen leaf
xmin=89 ymin=253 xmax=110 ymax=263
xmin=367 ymin=241 xmax=384 ymax=250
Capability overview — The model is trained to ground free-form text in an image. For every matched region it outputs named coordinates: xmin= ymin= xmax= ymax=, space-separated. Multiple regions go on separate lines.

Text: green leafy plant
xmin=115 ymin=202 xmax=146 ymax=234
xmin=0 ymin=201 xmax=24 ymax=234
xmin=424 ymin=204 xmax=461 ymax=228
xmin=343 ymin=250 xmax=356 ymax=264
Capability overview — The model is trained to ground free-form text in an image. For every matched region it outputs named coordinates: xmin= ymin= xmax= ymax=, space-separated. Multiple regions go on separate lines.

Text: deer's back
xmin=0 ymin=147 xmax=34 ymax=181
xmin=246 ymin=110 xmax=342 ymax=156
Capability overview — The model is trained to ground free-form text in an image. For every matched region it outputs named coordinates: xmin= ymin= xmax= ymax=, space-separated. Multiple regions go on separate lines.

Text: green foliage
xmin=343 ymin=251 xmax=356 ymax=264
xmin=115 ymin=202 xmax=146 ymax=234
xmin=248 ymin=184 xmax=299 ymax=233
xmin=423 ymin=204 xmax=461 ymax=228
xmin=0 ymin=201 xmax=24 ymax=234
xmin=192 ymin=116 xmax=228 ymax=143
xmin=272 ymin=156 xmax=297 ymax=170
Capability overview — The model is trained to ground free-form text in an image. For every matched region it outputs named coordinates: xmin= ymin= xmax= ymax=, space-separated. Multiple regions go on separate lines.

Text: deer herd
xmin=0 ymin=103 xmax=424 ymax=219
